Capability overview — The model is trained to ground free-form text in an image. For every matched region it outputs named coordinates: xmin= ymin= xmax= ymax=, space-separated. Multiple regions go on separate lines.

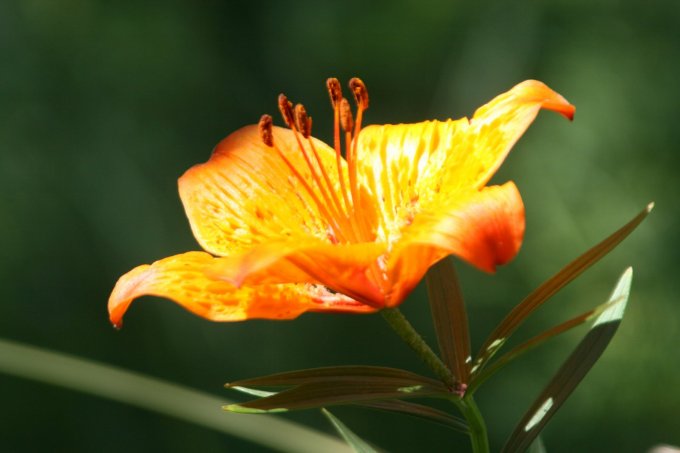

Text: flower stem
xmin=455 ymin=395 xmax=490 ymax=453
xmin=381 ymin=308 xmax=454 ymax=388
xmin=381 ymin=308 xmax=489 ymax=452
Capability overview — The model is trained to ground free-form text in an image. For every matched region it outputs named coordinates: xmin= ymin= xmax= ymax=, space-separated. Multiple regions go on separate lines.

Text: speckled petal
xmin=108 ymin=251 xmax=377 ymax=326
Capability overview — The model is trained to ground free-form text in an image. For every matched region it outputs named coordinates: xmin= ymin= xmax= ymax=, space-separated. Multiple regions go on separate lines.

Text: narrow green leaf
xmin=225 ymin=379 xmax=448 ymax=412
xmin=501 ymin=268 xmax=633 ymax=453
xmin=225 ymin=405 xmax=288 ymax=414
xmin=354 ymin=400 xmax=468 ymax=433
xmin=527 ymin=436 xmax=547 ymax=453
xmin=473 ymin=204 xmax=651 ymax=376
xmin=226 ymin=366 xmax=442 ymax=390
xmin=0 ymin=338 xmax=351 ymax=453
xmin=322 ymin=409 xmax=379 ymax=453
xmin=228 ymin=386 xmax=277 ymax=398
xmin=425 ymin=257 xmax=471 ymax=385
xmin=468 ymin=290 xmax=625 ymax=393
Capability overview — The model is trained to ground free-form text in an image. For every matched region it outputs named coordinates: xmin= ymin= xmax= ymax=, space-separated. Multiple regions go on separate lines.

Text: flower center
xmin=257 ymin=78 xmax=375 ymax=246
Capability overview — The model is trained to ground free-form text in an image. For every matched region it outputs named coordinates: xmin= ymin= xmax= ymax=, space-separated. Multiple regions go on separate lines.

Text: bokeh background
xmin=1 ymin=1 xmax=678 ymax=451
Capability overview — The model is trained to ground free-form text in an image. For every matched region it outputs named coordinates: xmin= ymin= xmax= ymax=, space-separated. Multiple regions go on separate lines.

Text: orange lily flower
xmin=109 ymin=79 xmax=574 ymax=326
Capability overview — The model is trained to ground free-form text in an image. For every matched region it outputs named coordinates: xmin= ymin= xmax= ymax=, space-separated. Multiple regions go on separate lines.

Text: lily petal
xmin=108 ymin=251 xmax=376 ymax=327
xmin=385 ymin=182 xmax=525 ymax=306
xmin=466 ymin=79 xmax=575 ymax=187
xmin=355 ymin=80 xmax=573 ymax=243
xmin=108 ymin=79 xmax=574 ymax=324
xmin=179 ymin=125 xmax=346 ymax=256
xmin=205 ymin=240 xmax=387 ymax=308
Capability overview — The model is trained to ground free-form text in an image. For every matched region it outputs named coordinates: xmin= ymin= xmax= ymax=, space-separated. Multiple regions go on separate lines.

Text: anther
xmin=349 ymin=77 xmax=369 ymax=110
xmin=294 ymin=104 xmax=311 ymax=138
xmin=339 ymin=98 xmax=354 ymax=132
xmin=278 ymin=94 xmax=295 ymax=128
xmin=258 ymin=114 xmax=274 ymax=147
xmin=326 ymin=78 xmax=342 ymax=108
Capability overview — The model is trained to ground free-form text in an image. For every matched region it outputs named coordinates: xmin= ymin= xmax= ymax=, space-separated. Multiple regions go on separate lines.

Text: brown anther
xmin=349 ymin=77 xmax=369 ymax=109
xmin=326 ymin=78 xmax=342 ymax=108
xmin=258 ymin=114 xmax=274 ymax=147
xmin=294 ymin=104 xmax=311 ymax=138
xmin=278 ymin=94 xmax=295 ymax=127
xmin=339 ymin=98 xmax=354 ymax=132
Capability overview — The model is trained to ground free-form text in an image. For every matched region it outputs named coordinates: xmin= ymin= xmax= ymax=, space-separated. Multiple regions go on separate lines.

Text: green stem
xmin=455 ymin=395 xmax=490 ymax=453
xmin=381 ymin=308 xmax=489 ymax=452
xmin=381 ymin=308 xmax=454 ymax=388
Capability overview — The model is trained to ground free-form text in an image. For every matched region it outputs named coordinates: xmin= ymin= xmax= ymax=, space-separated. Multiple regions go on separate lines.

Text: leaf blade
xmin=322 ymin=409 xmax=380 ymax=453
xmin=425 ymin=257 xmax=471 ymax=385
xmin=354 ymin=399 xmax=468 ymax=433
xmin=225 ymin=379 xmax=448 ymax=413
xmin=473 ymin=204 xmax=651 ymax=377
xmin=501 ymin=268 xmax=633 ymax=453
xmin=226 ymin=366 xmax=442 ymax=389
xmin=468 ymin=290 xmax=625 ymax=393
xmin=0 ymin=339 xmax=351 ymax=453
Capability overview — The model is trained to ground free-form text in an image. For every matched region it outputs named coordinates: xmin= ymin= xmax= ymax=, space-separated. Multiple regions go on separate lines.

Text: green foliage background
xmin=1 ymin=1 xmax=677 ymax=451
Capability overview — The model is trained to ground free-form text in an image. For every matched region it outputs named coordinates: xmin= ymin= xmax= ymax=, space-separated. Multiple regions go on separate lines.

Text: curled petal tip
xmin=511 ymin=80 xmax=575 ymax=120
xmin=108 ymin=263 xmax=154 ymax=329
xmin=546 ymin=100 xmax=575 ymax=121
xmin=109 ymin=306 xmax=127 ymax=329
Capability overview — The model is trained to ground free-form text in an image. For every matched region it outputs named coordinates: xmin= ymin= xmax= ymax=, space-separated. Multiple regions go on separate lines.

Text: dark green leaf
xmin=226 ymin=366 xmax=442 ymax=390
xmin=473 ymin=204 xmax=651 ymax=377
xmin=501 ymin=268 xmax=632 ymax=453
xmin=354 ymin=399 xmax=468 ymax=433
xmin=425 ymin=257 xmax=471 ymax=385
xmin=322 ymin=409 xmax=380 ymax=453
xmin=225 ymin=379 xmax=448 ymax=413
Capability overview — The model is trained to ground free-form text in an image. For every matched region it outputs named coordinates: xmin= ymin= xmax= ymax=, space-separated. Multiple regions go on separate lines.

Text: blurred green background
xmin=1 ymin=0 xmax=678 ymax=451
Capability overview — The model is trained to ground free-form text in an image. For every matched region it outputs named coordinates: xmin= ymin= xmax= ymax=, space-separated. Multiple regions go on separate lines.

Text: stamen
xmin=349 ymin=78 xmax=369 ymax=110
xmin=295 ymin=104 xmax=352 ymax=229
xmin=326 ymin=78 xmax=351 ymax=217
xmin=278 ymin=94 xmax=295 ymax=128
xmin=339 ymin=98 xmax=353 ymax=133
xmin=258 ymin=114 xmax=274 ymax=147
xmin=326 ymin=78 xmax=342 ymax=108
xmin=275 ymin=94 xmax=354 ymax=242
xmin=347 ymin=78 xmax=382 ymax=242
xmin=264 ymin=81 xmax=378 ymax=246
xmin=340 ymin=97 xmax=359 ymax=213
xmin=348 ymin=77 xmax=369 ymax=160
xmin=294 ymin=104 xmax=311 ymax=138
xmin=306 ymin=134 xmax=348 ymax=223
